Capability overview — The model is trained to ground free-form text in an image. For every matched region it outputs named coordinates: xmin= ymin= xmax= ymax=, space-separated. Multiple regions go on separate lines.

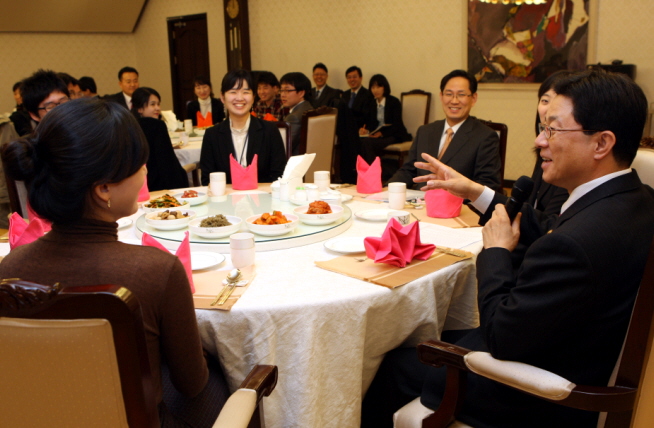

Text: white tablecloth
xmin=1 ymin=196 xmax=482 ymax=428
xmin=173 ymin=138 xmax=203 ymax=167
xmin=191 ymin=199 xmax=482 ymax=428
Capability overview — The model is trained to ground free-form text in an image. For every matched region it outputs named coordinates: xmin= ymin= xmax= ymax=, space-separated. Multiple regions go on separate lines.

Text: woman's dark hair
xmin=368 ymin=74 xmax=391 ymax=97
xmin=1 ymin=98 xmax=149 ymax=224
xmin=131 ymin=87 xmax=161 ymax=117
xmin=534 ymin=70 xmax=575 ymax=135
xmin=221 ymin=69 xmax=253 ymax=94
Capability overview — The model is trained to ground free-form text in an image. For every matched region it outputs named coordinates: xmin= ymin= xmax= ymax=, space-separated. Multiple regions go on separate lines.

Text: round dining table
xmin=2 ymin=185 xmax=483 ymax=428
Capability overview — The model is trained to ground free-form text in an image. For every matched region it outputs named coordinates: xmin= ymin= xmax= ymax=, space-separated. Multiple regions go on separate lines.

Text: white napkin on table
xmin=282 ymin=153 xmax=315 ymax=180
xmin=161 ymin=110 xmax=179 ymax=132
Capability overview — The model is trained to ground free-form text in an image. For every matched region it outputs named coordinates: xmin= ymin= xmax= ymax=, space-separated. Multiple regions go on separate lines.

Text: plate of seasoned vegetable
xmin=142 ymin=194 xmax=190 ymax=212
xmin=188 ymin=215 xmax=242 ymax=239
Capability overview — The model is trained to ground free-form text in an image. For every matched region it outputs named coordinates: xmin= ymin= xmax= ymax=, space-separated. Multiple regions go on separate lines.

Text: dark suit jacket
xmin=9 ymin=108 xmax=34 ymax=136
xmin=138 ymin=117 xmax=189 ymax=192
xmin=283 ymin=101 xmax=314 ymax=156
xmin=423 ymin=171 xmax=654 ymax=428
xmin=341 ymin=86 xmax=373 ymax=129
xmin=389 ymin=117 xmax=502 ymax=191
xmin=312 ymin=85 xmax=341 ymax=108
xmin=363 ymin=95 xmax=411 ymax=143
xmin=186 ymin=97 xmax=225 ymax=126
xmin=104 ymin=92 xmax=129 ymax=109
xmin=199 ymin=116 xmax=287 ymax=185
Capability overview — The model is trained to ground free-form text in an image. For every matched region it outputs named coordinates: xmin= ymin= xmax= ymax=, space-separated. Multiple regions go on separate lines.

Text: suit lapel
xmin=554 ymin=172 xmax=641 ymax=229
xmin=439 ymin=118 xmax=474 ymax=163
xmin=246 ymin=117 xmax=263 ymax=163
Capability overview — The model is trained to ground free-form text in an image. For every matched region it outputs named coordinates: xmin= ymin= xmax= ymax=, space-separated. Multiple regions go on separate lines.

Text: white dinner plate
xmin=323 ymin=237 xmax=366 ymax=254
xmin=117 ymin=218 xmax=133 ymax=229
xmin=289 ymin=192 xmax=352 ymax=205
xmin=354 ymin=208 xmax=394 ymax=222
xmin=231 ymin=190 xmax=269 ymax=195
xmin=191 ymin=252 xmax=225 ymax=271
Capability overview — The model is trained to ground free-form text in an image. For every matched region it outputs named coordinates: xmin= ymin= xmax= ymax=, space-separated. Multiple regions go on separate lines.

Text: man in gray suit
xmin=311 ymin=63 xmax=341 ymax=108
xmin=389 ymin=69 xmax=502 ymax=191
xmin=281 ymin=72 xmax=314 ymax=156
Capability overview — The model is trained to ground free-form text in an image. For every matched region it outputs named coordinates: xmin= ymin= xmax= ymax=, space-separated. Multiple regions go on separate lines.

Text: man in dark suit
xmin=280 ymin=72 xmax=314 ymax=156
xmin=362 ymin=70 xmax=654 ymax=427
xmin=388 ymin=69 xmax=502 ymax=191
xmin=104 ymin=66 xmax=139 ymax=110
xmin=337 ymin=65 xmax=374 ymax=183
xmin=311 ymin=63 xmax=341 ymax=108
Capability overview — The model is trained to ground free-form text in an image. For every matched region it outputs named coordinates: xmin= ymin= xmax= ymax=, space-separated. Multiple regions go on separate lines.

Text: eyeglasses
xmin=37 ymin=97 xmax=70 ymax=112
xmin=538 ymin=123 xmax=601 ymax=139
xmin=442 ymin=92 xmax=472 ymax=101
xmin=279 ymin=89 xmax=297 ymax=94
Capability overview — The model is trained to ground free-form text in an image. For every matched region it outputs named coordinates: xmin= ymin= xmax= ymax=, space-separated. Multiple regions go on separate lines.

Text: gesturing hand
xmin=413 ymin=153 xmax=484 ymax=201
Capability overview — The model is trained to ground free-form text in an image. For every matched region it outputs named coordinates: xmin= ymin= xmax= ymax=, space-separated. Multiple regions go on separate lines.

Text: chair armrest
xmin=212 ymin=389 xmax=257 ymax=428
xmin=417 ymin=340 xmax=637 ymax=413
xmin=239 ymin=365 xmax=278 ymax=403
xmin=182 ymin=162 xmax=198 ymax=173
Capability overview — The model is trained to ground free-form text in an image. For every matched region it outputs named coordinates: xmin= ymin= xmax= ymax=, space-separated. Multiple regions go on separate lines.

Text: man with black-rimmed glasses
xmin=20 ymin=69 xmax=70 ymax=125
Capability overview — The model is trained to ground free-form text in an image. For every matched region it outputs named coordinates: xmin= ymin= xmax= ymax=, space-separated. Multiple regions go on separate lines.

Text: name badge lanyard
xmin=237 ymin=134 xmax=250 ymax=167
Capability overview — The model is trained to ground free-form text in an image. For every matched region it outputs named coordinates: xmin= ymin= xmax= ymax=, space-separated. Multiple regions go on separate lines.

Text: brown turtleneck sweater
xmin=0 ymin=219 xmax=208 ymax=403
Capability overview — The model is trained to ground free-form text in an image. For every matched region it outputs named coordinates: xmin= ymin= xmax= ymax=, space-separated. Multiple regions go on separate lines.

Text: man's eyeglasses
xmin=38 ymin=97 xmax=70 ymax=112
xmin=538 ymin=123 xmax=601 ymax=139
xmin=279 ymin=89 xmax=297 ymax=94
xmin=442 ymin=92 xmax=472 ymax=101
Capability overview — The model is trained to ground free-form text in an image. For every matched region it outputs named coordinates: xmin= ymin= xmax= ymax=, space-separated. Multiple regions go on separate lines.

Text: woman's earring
xmin=107 ymin=199 xmax=111 ymax=208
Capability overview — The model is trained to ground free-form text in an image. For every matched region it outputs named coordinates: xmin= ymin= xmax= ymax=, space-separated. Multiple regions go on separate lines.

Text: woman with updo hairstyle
xmin=186 ymin=76 xmax=225 ymax=126
xmin=0 ymin=98 xmax=228 ymax=426
xmin=131 ymin=86 xmax=189 ymax=192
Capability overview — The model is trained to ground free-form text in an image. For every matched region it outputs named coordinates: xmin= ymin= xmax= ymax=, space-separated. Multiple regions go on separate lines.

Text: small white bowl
xmin=245 ymin=213 xmax=299 ymax=236
xmin=145 ymin=210 xmax=196 ymax=230
xmin=188 ymin=215 xmax=242 ymax=239
xmin=173 ymin=191 xmax=208 ymax=206
xmin=142 ymin=200 xmax=190 ymax=213
xmin=294 ymin=205 xmax=343 ymax=226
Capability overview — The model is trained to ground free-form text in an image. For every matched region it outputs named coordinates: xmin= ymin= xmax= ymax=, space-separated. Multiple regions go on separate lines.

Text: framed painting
xmin=468 ymin=0 xmax=592 ymax=83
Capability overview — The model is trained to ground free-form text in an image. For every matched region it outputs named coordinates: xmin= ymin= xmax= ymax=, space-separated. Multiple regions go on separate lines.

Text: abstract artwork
xmin=468 ymin=0 xmax=589 ymax=83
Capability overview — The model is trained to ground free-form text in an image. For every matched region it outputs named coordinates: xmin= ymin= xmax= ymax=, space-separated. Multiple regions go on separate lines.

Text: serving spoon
xmin=211 ymin=269 xmax=242 ymax=306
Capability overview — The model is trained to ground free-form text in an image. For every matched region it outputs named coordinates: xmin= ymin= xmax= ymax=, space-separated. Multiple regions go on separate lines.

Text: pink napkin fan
xmin=364 ymin=218 xmax=435 ymax=268
xmin=356 ymin=156 xmax=382 ymax=194
xmin=425 ymin=189 xmax=463 ymax=218
xmin=8 ymin=212 xmax=49 ymax=250
xmin=141 ymin=231 xmax=195 ymax=293
xmin=138 ymin=177 xmax=150 ymax=202
xmin=230 ymin=153 xmax=258 ymax=190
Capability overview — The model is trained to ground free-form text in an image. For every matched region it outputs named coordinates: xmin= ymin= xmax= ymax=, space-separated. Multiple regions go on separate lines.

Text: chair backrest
xmin=275 ymin=121 xmax=292 ymax=160
xmin=604 ymin=236 xmax=654 ymax=428
xmin=477 ymin=119 xmax=508 ymax=188
xmin=0 ymin=280 xmax=159 ymax=428
xmin=299 ymin=106 xmax=338 ymax=179
xmin=632 ymin=148 xmax=654 ymax=188
xmin=401 ymin=90 xmax=432 ymax=138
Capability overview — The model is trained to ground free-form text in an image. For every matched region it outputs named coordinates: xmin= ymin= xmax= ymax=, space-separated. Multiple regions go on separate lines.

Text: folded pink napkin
xmin=138 ymin=177 xmax=150 ymax=202
xmin=356 ymin=155 xmax=382 ymax=194
xmin=425 ymin=189 xmax=463 ymax=218
xmin=27 ymin=204 xmax=51 ymax=233
xmin=8 ymin=212 xmax=48 ymax=250
xmin=230 ymin=153 xmax=258 ymax=190
xmin=141 ymin=232 xmax=195 ymax=293
xmin=364 ymin=218 xmax=435 ymax=267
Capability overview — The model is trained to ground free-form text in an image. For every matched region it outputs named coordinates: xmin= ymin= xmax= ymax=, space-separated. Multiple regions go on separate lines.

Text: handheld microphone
xmin=505 ymin=176 xmax=534 ymax=221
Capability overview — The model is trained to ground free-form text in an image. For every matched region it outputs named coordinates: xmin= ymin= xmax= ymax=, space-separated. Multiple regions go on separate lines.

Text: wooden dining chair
xmin=477 ymin=119 xmax=508 ymax=189
xmin=298 ymin=106 xmax=338 ymax=179
xmin=383 ymin=89 xmax=432 ymax=168
xmin=0 ymin=279 xmax=278 ymax=428
xmin=632 ymin=147 xmax=654 ymax=188
xmin=275 ymin=121 xmax=292 ymax=159
xmin=393 ymin=236 xmax=654 ymax=428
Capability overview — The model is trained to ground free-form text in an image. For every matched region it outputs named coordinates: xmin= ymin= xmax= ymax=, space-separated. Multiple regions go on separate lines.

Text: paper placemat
xmin=315 ymin=251 xmax=472 ymax=289
xmin=193 ymin=265 xmax=256 ymax=311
